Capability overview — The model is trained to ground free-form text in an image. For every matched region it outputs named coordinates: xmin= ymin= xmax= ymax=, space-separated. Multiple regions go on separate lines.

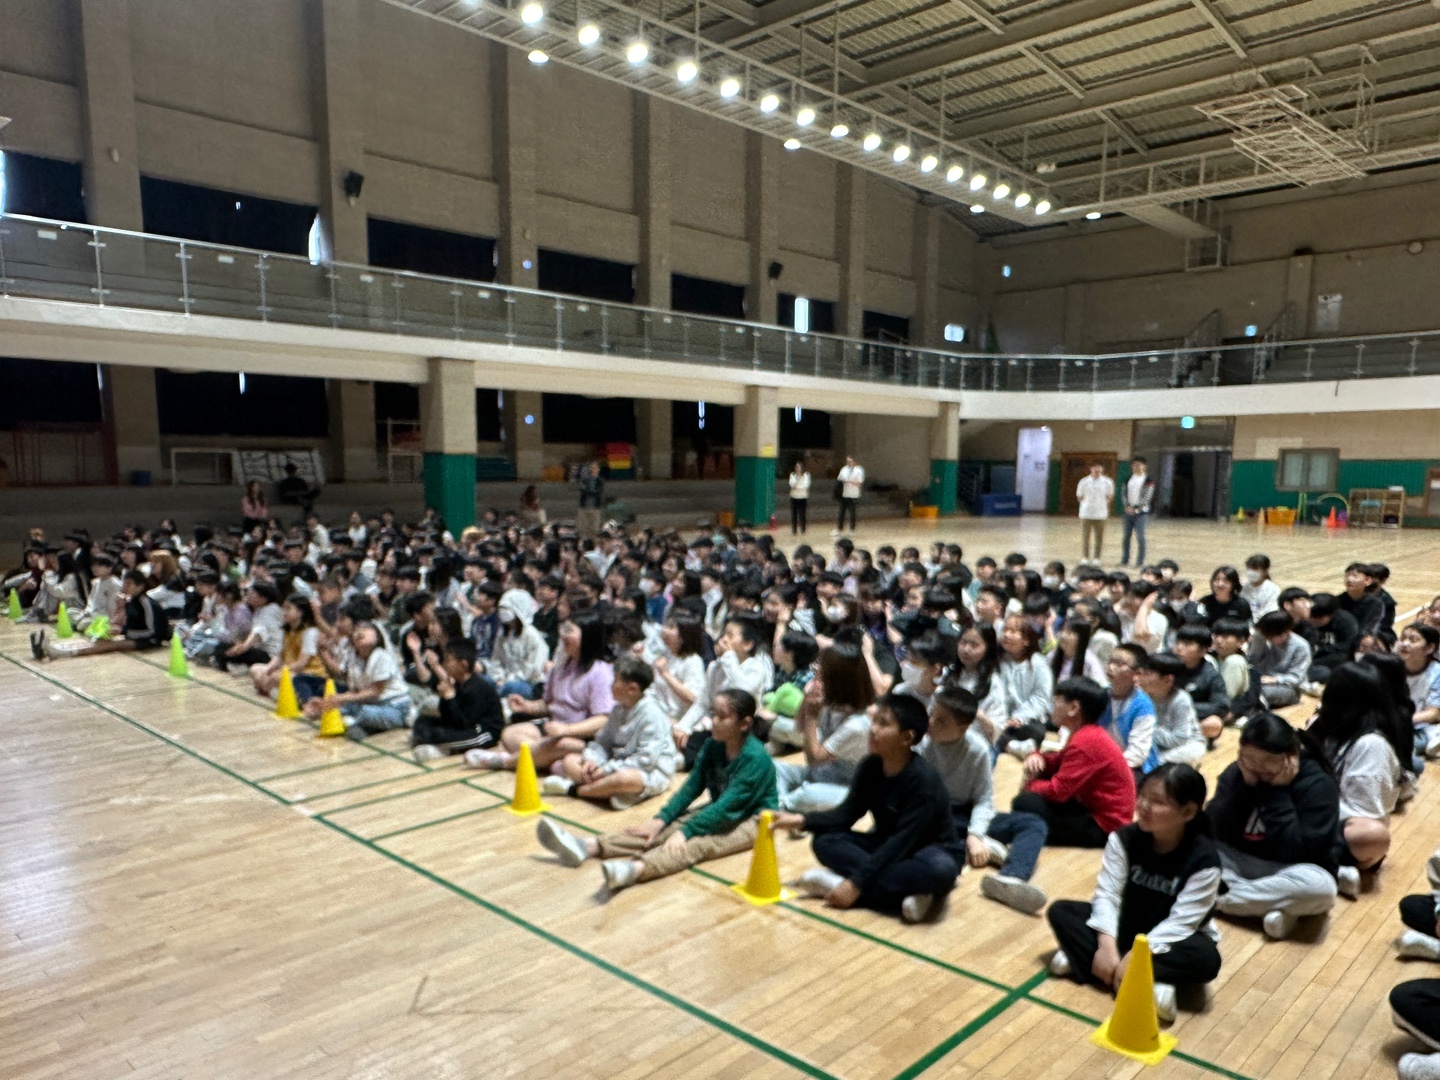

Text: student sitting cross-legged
xmin=540 ymin=656 xmax=680 ymax=810
xmin=1046 ymin=764 xmax=1222 ymax=1025
xmin=36 ymin=569 xmax=171 ymax=660
xmin=773 ymin=693 xmax=963 ymax=923
xmin=410 ymin=638 xmax=506 ymax=763
xmin=535 ymin=688 xmax=776 ymax=892
xmin=920 ymin=686 xmax=999 ymax=872
xmin=303 ymin=621 xmax=416 ymax=741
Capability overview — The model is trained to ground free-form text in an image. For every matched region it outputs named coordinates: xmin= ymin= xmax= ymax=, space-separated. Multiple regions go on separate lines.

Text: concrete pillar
xmin=77 ymin=0 xmax=143 ymax=229
xmin=104 ymin=365 xmax=162 ymax=481
xmin=420 ymin=358 xmax=477 ymax=530
xmin=830 ymin=413 xmax=861 ymax=460
xmin=327 ymin=379 xmax=378 ymax=482
xmin=745 ymin=132 xmax=780 ymax=325
xmin=635 ymin=400 xmax=672 ymax=480
xmin=491 ymin=44 xmax=540 ymax=289
xmin=911 ymin=203 xmax=942 ymax=348
xmin=634 ymin=96 xmax=672 ymax=309
xmin=502 ymin=390 xmax=544 ymax=480
xmin=1285 ymin=253 xmax=1314 ymax=336
xmin=312 ymin=0 xmax=369 ymax=263
xmin=734 ymin=386 xmax=778 ymax=524
xmin=836 ymin=166 xmax=867 ymax=338
xmin=928 ymin=401 xmax=961 ymax=515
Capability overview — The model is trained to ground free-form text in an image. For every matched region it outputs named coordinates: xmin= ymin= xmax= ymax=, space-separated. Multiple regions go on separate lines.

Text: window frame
xmin=1275 ymin=448 xmax=1339 ymax=492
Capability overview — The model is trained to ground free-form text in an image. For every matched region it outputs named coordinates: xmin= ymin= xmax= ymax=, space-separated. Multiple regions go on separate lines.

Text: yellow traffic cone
xmin=167 ymin=633 xmax=190 ymax=678
xmin=7 ymin=589 xmax=21 ymax=620
xmin=274 ymin=667 xmax=302 ymax=720
xmin=85 ymin=614 xmax=110 ymax=639
xmin=316 ymin=678 xmax=347 ymax=737
xmin=1089 ymin=934 xmax=1177 ymax=1066
xmin=505 ymin=743 xmax=550 ymax=816
xmin=55 ymin=603 xmax=74 ymax=639
xmin=731 ymin=810 xmax=794 ymax=906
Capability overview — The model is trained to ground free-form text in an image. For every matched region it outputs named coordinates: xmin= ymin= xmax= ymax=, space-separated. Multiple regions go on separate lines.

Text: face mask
xmin=1042 ymin=575 xmax=1061 ymax=590
xmin=498 ymin=608 xmax=517 ymax=625
xmin=640 ymin=580 xmax=659 ymax=596
xmin=825 ymin=605 xmax=847 ymax=622
xmin=1245 ymin=570 xmax=1263 ymax=586
xmin=900 ymin=660 xmax=927 ymax=689
xmin=704 ymin=586 xmax=723 ymax=604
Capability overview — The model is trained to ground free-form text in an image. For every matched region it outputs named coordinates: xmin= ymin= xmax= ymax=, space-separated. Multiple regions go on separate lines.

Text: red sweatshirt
xmin=1026 ymin=723 xmax=1135 ymax=833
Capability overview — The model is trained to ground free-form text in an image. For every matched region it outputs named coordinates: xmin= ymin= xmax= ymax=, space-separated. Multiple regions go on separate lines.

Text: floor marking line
xmin=367 ymin=801 xmax=509 ymax=841
xmin=255 ymin=757 xmax=381 ymax=783
xmin=889 ymin=968 xmax=1050 ymax=1080
xmin=283 ymin=769 xmax=436 ymax=805
xmin=312 ymin=776 xmax=471 ymax=817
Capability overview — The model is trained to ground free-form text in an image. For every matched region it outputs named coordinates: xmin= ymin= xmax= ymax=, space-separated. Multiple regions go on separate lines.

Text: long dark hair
xmin=955 ymin=624 xmax=1000 ymax=702
xmin=1052 ymin=617 xmax=1094 ymax=682
xmin=1240 ymin=711 xmax=1332 ymax=776
xmin=1138 ymin=763 xmax=1212 ymax=834
xmin=568 ymin=609 xmax=609 ymax=673
xmin=1323 ymin=657 xmax=1414 ymax=769
xmin=818 ymin=635 xmax=877 ymax=713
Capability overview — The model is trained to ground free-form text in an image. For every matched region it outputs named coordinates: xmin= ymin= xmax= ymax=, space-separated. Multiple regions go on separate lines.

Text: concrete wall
xmin=961 ymin=419 xmax=1135 ymax=462
xmin=1232 ymin=410 xmax=1440 ymax=459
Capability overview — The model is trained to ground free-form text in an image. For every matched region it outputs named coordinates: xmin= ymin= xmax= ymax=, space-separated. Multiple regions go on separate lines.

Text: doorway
xmin=1156 ymin=449 xmax=1231 ymax=518
xmin=1058 ymin=451 xmax=1118 ymax=517
xmin=1016 ymin=427 xmax=1054 ymax=512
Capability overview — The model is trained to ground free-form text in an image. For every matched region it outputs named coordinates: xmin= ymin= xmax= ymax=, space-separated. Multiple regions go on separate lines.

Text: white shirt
xmin=838 ymin=464 xmax=865 ymax=500
xmin=1076 ymin=474 xmax=1114 ymax=520
xmin=347 ymin=647 xmax=411 ymax=705
xmin=789 ymin=471 xmax=811 ymax=499
xmin=1125 ymin=474 xmax=1150 ymax=512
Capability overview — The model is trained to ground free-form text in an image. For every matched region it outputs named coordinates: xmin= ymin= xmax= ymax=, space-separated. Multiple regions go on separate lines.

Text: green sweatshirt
xmin=658 ymin=734 xmax=778 ymax=838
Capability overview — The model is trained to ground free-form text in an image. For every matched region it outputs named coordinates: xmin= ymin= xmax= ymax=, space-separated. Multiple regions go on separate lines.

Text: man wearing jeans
xmin=1122 ymin=456 xmax=1155 ymax=567
xmin=1076 ymin=463 xmax=1114 ymax=564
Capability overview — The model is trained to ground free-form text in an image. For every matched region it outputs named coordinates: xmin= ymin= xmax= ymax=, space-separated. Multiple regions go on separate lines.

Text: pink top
xmin=544 ymin=658 xmax=615 ymax=725
xmin=241 ymin=495 xmax=267 ymax=519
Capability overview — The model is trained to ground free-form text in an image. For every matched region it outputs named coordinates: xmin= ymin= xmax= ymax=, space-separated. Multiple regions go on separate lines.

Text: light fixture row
xmin=518 ymin=3 xmax=1051 ymax=217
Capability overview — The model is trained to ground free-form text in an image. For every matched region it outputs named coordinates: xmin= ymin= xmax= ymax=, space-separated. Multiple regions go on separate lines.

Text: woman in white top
xmin=788 ymin=460 xmax=811 ymax=536
xmin=487 ymin=590 xmax=550 ymax=697
xmin=994 ymin=614 xmax=1055 ymax=758
xmin=953 ymin=625 xmax=1007 ymax=743
xmin=775 ymin=638 xmax=876 ymax=813
xmin=1051 ymin=618 xmax=1108 ymax=687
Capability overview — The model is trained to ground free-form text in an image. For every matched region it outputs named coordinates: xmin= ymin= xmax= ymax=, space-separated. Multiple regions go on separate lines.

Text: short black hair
xmin=1144 ymin=652 xmax=1188 ymax=683
xmin=1245 ymin=553 xmax=1271 ymax=572
xmin=907 ymin=630 xmax=952 ymax=667
xmin=932 ymin=685 xmax=978 ymax=726
xmin=1256 ymin=610 xmax=1294 ymax=637
xmin=443 ymin=638 xmax=477 ymax=669
xmin=613 ymin=655 xmax=655 ymax=692
xmin=1055 ymin=677 xmax=1108 ymax=724
xmin=878 ymin=692 xmax=929 ymax=744
xmin=1175 ymin=624 xmax=1213 ymax=649
xmin=1211 ymin=617 xmax=1251 ymax=641
xmin=779 ymin=629 xmax=820 ymax=670
xmin=1278 ymin=586 xmax=1311 ymax=607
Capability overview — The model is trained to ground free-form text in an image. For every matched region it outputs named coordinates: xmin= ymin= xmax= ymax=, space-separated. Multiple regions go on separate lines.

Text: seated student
xmin=1279 ymin=587 xmax=1317 ymax=649
xmin=1069 ymin=595 xmax=1119 ymax=671
xmin=1210 ymin=618 xmax=1251 ymax=714
xmin=76 ymin=553 xmax=121 ymax=632
xmin=35 ymin=569 xmax=171 ymax=659
xmin=1242 ymin=610 xmax=1311 ymax=712
xmin=920 ymin=686 xmax=998 ymax=871
xmin=1136 ymin=654 xmax=1207 ymax=766
xmin=1399 ymin=625 xmax=1440 ymax=760
xmin=1390 ymin=984 xmax=1440 ymax=1080
xmin=541 ymin=656 xmax=679 ymax=809
xmin=1046 ymin=763 xmax=1222 ymax=1024
xmin=994 ymin=615 xmax=1055 ymax=759
xmin=485 ymin=590 xmax=549 ymax=698
xmin=760 ymin=627 xmax=818 ymax=748
xmin=216 ymin=582 xmax=284 ymax=672
xmin=1337 ymin=562 xmax=1385 ymax=637
xmin=972 ymin=584 xmax=1008 ymax=635
xmin=894 ymin=630 xmax=952 ymax=709
xmin=1207 ymin=712 xmax=1340 ymax=940
xmin=679 ymin=614 xmax=775 ymax=765
xmin=1197 ymin=566 xmax=1253 ymax=628
xmin=1309 ymin=662 xmax=1410 ymax=898
xmin=1394 ymin=847 xmax=1440 ymax=968
xmin=303 ymin=622 xmax=415 ymax=740
xmin=776 ymin=636 xmax=875 ymax=813
xmin=1051 ymin=617 xmax=1107 ymax=687
xmin=979 ymin=677 xmax=1137 ymax=916
xmin=411 ymin=638 xmax=506 ymax=762
xmin=1308 ymin=593 xmax=1360 ymax=685
xmin=648 ymin=608 xmax=711 ymax=729
xmin=1099 ymin=644 xmax=1159 ymax=775
xmin=534 ymin=688 xmax=776 ymax=892
xmin=774 ymin=693 xmax=962 ymax=923
xmin=1172 ymin=625 xmax=1230 ymax=741
xmin=1375 ymin=564 xmax=1399 ymax=637
xmin=1241 ymin=554 xmax=1280 ymax=620
xmin=250 ymin=594 xmax=326 ymax=701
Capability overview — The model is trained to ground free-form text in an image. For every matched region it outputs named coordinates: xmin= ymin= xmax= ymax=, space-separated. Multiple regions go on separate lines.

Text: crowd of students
xmin=9 ymin=509 xmax=1440 ymax=1068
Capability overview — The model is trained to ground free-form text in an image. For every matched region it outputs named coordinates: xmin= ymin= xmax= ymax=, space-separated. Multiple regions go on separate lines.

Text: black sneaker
xmin=29 ymin=630 xmax=44 ymax=660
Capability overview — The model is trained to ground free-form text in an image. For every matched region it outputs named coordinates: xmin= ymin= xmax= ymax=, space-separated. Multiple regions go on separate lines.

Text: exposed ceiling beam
xmin=706 ymin=0 xmax=838 ymax=47
xmin=947 ymin=0 xmax=1005 ymax=35
xmin=1097 ymin=108 xmax=1149 ymax=155
xmin=1188 ymin=0 xmax=1248 ymax=59
xmin=944 ymin=4 xmax=1440 ymax=139
xmin=1023 ymin=45 xmax=1085 ymax=98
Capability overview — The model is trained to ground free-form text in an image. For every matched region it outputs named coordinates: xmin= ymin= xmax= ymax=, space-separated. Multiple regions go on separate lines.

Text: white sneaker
xmin=1007 ymin=739 xmax=1037 ymax=761
xmin=980 ymin=874 xmax=1048 ymax=916
xmin=798 ymin=867 xmax=845 ymax=898
xmin=901 ymin=894 xmax=935 ymax=924
xmin=1400 ymin=772 xmax=1420 ymax=804
xmin=540 ymin=775 xmax=574 ymax=797
xmin=1299 ymin=681 xmax=1323 ymax=698
xmin=601 ymin=858 xmax=639 ymax=892
xmin=464 ymin=748 xmax=508 ymax=770
xmin=1396 ymin=930 xmax=1440 ymax=961
xmin=411 ymin=743 xmax=446 ymax=763
xmin=1153 ymin=983 xmax=1177 ymax=1024
xmin=983 ymin=837 xmax=1009 ymax=868
xmin=1400 ymin=1053 xmax=1440 ymax=1080
xmin=1336 ymin=865 xmax=1361 ymax=900
xmin=1426 ymin=728 xmax=1440 ymax=760
xmin=1048 ymin=950 xmax=1071 ymax=977
xmin=1262 ymin=908 xmax=1298 ymax=940
xmin=535 ymin=818 xmax=590 ymax=867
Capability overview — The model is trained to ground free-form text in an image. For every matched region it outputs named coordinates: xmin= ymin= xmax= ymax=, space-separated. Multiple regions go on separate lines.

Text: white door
xmin=1016 ymin=427 xmax=1053 ymax=512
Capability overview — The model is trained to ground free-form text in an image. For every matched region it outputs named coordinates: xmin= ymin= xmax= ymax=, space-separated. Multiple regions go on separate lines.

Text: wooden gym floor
xmin=4 ymin=517 xmax=1440 ymax=1080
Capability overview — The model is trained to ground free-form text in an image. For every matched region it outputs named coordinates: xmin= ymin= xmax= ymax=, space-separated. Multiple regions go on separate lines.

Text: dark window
xmin=368 ymin=218 xmax=496 ymax=281
xmin=671 ymin=400 xmax=733 ymax=445
xmin=777 ymin=294 xmax=837 ymax=335
xmin=477 ymin=389 xmax=501 ymax=441
xmin=374 ymin=382 xmax=420 ymax=424
xmin=538 ymin=249 xmax=635 ymax=303
xmin=542 ymin=394 xmax=637 ymax=444
xmin=155 ymin=371 xmax=329 ymax=437
xmin=0 ymin=358 xmax=103 ymax=427
xmin=141 ymin=177 xmax=315 ymax=256
xmin=671 ymin=274 xmax=746 ymax=319
xmin=863 ymin=309 xmax=910 ymax=344
xmin=0 ymin=152 xmax=86 ymax=222
xmin=780 ymin=407 xmax=831 ymax=449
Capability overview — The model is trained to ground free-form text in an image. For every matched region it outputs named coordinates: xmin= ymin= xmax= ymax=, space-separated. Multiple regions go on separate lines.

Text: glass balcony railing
xmin=1 ymin=212 xmax=1436 ymax=391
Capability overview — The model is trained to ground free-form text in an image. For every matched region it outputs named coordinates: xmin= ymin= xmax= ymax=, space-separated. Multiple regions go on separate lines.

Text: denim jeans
xmin=776 ymin=761 xmax=850 ymax=813
xmin=498 ymin=678 xmax=537 ymax=699
xmin=1122 ymin=512 xmax=1148 ymax=565
xmin=988 ymin=791 xmax=1109 ymax=880
xmin=342 ymin=699 xmax=412 ymax=739
xmin=812 ymin=831 xmax=959 ymax=912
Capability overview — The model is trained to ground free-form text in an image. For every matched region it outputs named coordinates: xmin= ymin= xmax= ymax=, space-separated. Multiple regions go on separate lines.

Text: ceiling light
xmin=759 ymin=93 xmax=780 ymax=112
xmin=969 ymin=173 xmax=987 ymax=191
xmin=519 ymin=2 xmax=543 ymax=24
xmin=862 ymin=132 xmax=882 ymax=152
xmin=892 ymin=144 xmax=911 ymax=163
xmin=795 ymin=106 xmax=815 ymax=126
xmin=920 ymin=154 xmax=938 ymax=173
xmin=676 ymin=59 xmax=698 ymax=83
xmin=1034 ymin=199 xmax=1051 ymax=215
xmin=992 ymin=181 xmax=1011 ymax=200
xmin=1085 ymin=210 xmax=1102 ymax=220
xmin=527 ymin=49 xmax=548 ymax=64
xmin=1013 ymin=191 xmax=1031 ymax=208
xmin=576 ymin=22 xmax=600 ymax=45
xmin=970 ymin=204 xmax=985 ymax=214
xmin=626 ymin=40 xmax=648 ymax=64
xmin=719 ymin=77 xmax=741 ymax=98
xmin=830 ymin=123 xmax=849 ymax=138
xmin=784 ymin=138 xmax=801 ymax=150
xmin=946 ymin=164 xmax=963 ymax=183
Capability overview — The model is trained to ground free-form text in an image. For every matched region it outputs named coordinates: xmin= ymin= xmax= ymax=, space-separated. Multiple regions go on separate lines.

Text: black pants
xmin=1401 ymin=895 xmax=1440 ymax=938
xmin=996 ymin=720 xmax=1047 ymax=752
xmin=410 ymin=717 xmax=499 ymax=754
xmin=812 ymin=830 xmax=959 ymax=914
xmin=1047 ymin=900 xmax=1222 ymax=987
xmin=790 ymin=498 xmax=808 ymax=535
xmin=1393 ymin=980 xmax=1440 ymax=1051
xmin=217 ymin=647 xmax=270 ymax=671
xmin=837 ymin=497 xmax=858 ymax=531
xmin=1013 ymin=790 xmax=1110 ymax=848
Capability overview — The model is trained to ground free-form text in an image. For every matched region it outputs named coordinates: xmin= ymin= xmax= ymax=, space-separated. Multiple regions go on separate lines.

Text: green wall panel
xmin=734 ymin=456 xmax=776 ymax=526
xmin=1229 ymin=458 xmax=1433 ymax=515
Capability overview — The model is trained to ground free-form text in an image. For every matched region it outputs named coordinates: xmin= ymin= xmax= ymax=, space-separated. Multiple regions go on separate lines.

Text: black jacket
xmin=1206 ymin=751 xmax=1339 ymax=876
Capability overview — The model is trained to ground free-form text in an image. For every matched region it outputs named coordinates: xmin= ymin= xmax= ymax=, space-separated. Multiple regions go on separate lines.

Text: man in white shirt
xmin=1121 ymin=456 xmax=1155 ymax=567
xmin=834 ymin=456 xmax=865 ymax=535
xmin=1076 ymin=462 xmax=1115 ymax=564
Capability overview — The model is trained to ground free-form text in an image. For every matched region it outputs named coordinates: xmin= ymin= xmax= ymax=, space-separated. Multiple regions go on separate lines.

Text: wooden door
xmin=1058 ymin=452 xmax=1118 ymax=516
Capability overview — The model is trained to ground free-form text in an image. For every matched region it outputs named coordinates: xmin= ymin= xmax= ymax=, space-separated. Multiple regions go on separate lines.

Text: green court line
xmin=889 ymin=968 xmax=1050 ymax=1080
xmin=282 ymin=768 xmax=436 ymax=805
xmin=256 ymin=756 xmax=382 ymax=783
xmin=312 ymin=776 xmax=471 ymax=817
xmin=368 ymin=800 xmax=508 ymax=841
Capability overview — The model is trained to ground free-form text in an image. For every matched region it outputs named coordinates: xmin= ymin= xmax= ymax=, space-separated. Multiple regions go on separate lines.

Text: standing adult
xmin=576 ymin=461 xmax=604 ymax=540
xmin=240 ymin=480 xmax=269 ymax=535
xmin=788 ymin=460 xmax=811 ymax=536
xmin=519 ymin=485 xmax=547 ymax=528
xmin=1076 ymin=462 xmax=1115 ymax=565
xmin=1122 ymin=456 xmax=1155 ymax=567
xmin=835 ymin=455 xmax=865 ymax=535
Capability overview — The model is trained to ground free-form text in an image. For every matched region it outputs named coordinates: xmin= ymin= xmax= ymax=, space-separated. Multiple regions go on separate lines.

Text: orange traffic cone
xmin=274 ymin=667 xmax=302 ymax=720
xmin=505 ymin=742 xmax=549 ymax=816
xmin=316 ymin=679 xmax=346 ymax=737
xmin=1325 ymin=506 xmax=1338 ymax=529
xmin=1089 ymin=934 xmax=1177 ymax=1065
xmin=731 ymin=810 xmax=793 ymax=906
